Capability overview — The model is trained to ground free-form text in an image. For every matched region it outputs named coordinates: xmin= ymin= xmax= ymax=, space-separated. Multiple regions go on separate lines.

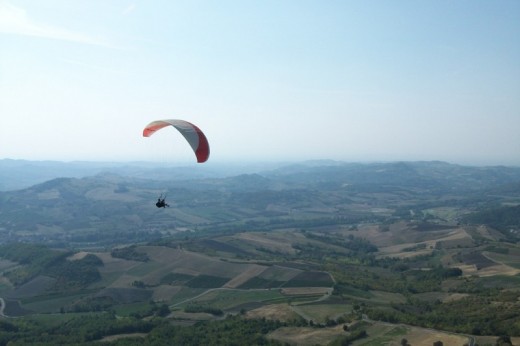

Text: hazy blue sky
xmin=1 ymin=0 xmax=519 ymax=166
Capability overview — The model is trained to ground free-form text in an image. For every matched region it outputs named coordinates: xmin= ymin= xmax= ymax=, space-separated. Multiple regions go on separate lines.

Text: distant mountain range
xmin=1 ymin=160 xmax=519 ymax=247
xmin=0 ymin=159 xmax=245 ymax=191
xmin=2 ymin=158 xmax=520 ymax=191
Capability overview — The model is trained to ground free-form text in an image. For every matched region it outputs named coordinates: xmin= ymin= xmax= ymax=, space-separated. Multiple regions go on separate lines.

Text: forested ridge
xmin=0 ymin=243 xmax=102 ymax=288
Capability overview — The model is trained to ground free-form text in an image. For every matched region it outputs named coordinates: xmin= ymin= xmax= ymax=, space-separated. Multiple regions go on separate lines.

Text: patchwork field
xmin=268 ymin=325 xmax=347 ymax=346
xmin=291 ymin=302 xmax=352 ymax=324
xmin=374 ymin=226 xmax=473 ymax=258
xmin=1 ymin=213 xmax=519 ymax=343
xmin=355 ymin=323 xmax=471 ymax=346
xmin=1 ymin=161 xmax=520 ymax=344
xmin=246 ymin=303 xmax=301 ymax=322
xmin=231 ymin=231 xmax=301 ymax=255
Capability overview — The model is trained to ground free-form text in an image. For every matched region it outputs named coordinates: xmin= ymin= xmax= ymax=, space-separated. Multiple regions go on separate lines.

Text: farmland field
xmin=1 ymin=161 xmax=520 ymax=344
xmin=22 ymin=291 xmax=92 ymax=313
xmin=181 ymin=288 xmax=287 ymax=310
xmin=268 ymin=325 xmax=347 ymax=346
xmin=483 ymin=249 xmax=520 ymax=269
xmin=291 ymin=303 xmax=352 ymax=323
xmin=246 ymin=303 xmax=302 ymax=322
xmin=389 ymin=326 xmax=470 ymax=346
xmin=352 ymin=324 xmax=471 ymax=346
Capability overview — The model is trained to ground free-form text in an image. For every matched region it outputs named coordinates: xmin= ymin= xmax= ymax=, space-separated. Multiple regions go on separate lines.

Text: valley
xmin=1 ymin=160 xmax=520 ymax=345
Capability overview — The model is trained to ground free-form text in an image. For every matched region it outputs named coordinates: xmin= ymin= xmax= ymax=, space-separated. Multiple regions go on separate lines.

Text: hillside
xmin=1 ymin=160 xmax=520 ymax=344
xmin=0 ymin=161 xmax=519 ymax=247
xmin=0 ymin=159 xmax=282 ymax=191
xmin=2 ymin=222 xmax=520 ymax=343
xmin=0 ymin=162 xmax=520 ymax=246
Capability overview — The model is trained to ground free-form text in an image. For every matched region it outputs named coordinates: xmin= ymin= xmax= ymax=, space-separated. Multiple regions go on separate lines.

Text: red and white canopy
xmin=143 ymin=119 xmax=210 ymax=163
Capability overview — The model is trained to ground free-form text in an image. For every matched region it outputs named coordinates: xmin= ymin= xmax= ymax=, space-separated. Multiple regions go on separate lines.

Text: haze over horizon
xmin=1 ymin=0 xmax=519 ymax=166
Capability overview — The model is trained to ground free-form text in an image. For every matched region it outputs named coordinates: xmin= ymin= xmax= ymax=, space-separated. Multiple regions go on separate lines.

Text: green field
xmin=21 ymin=291 xmax=94 ymax=313
xmin=293 ymin=303 xmax=353 ymax=324
xmin=182 ymin=288 xmax=287 ymax=310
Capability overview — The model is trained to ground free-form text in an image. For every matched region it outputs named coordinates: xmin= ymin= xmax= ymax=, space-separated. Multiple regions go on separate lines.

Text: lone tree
xmin=496 ymin=335 xmax=512 ymax=346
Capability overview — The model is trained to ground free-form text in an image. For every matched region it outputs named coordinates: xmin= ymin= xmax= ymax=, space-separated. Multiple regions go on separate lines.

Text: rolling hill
xmin=0 ymin=160 xmax=519 ymax=247
xmin=1 ymin=160 xmax=520 ymax=344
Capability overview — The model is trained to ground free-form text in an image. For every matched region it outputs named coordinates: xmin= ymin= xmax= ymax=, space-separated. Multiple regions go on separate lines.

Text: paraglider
xmin=156 ymin=194 xmax=169 ymax=208
xmin=143 ymin=119 xmax=210 ymax=208
xmin=142 ymin=119 xmax=210 ymax=163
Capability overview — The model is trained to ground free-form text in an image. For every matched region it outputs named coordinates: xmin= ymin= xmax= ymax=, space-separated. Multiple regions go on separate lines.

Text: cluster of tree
xmin=409 ymin=267 xmax=462 ymax=281
xmin=328 ymin=329 xmax=368 ymax=346
xmin=285 ymin=271 xmax=334 ymax=288
xmin=152 ymin=304 xmax=170 ymax=318
xmin=365 ymin=294 xmax=520 ymax=336
xmin=0 ymin=312 xmax=155 ymax=345
xmin=0 ymin=243 xmax=69 ymax=285
xmin=402 ymin=267 xmax=464 ymax=293
xmin=110 ymin=245 xmax=150 ymax=262
xmin=122 ymin=302 xmax=171 ymax=320
xmin=132 ymin=280 xmax=146 ymax=288
xmin=184 ymin=304 xmax=224 ymax=316
xmin=326 ymin=257 xmax=444 ymax=295
xmin=292 ymin=241 xmax=377 ymax=265
xmin=184 ymin=275 xmax=230 ymax=289
xmin=48 ymin=254 xmax=103 ymax=289
xmin=496 ymin=335 xmax=514 ymax=346
xmin=0 ymin=314 xmax=289 ymax=346
xmin=464 ymin=205 xmax=520 ymax=236
xmin=0 ymin=243 xmax=102 ymax=289
xmin=131 ymin=315 xmax=286 ymax=346
xmin=63 ymin=296 xmax=114 ymax=313
xmin=325 ymin=250 xmax=467 ymax=295
xmin=0 ymin=243 xmax=63 ymax=264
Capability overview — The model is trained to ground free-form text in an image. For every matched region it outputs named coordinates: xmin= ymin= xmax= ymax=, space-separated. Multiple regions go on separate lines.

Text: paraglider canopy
xmin=143 ymin=119 xmax=210 ymax=163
